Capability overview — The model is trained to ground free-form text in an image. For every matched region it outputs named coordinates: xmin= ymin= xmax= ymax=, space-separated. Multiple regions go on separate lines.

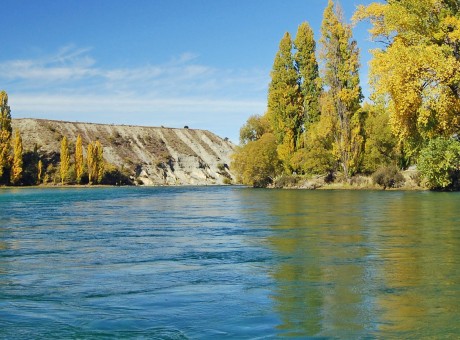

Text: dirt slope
xmin=12 ymin=118 xmax=236 ymax=185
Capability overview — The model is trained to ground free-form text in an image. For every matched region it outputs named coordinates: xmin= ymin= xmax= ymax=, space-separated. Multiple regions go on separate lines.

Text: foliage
xmin=96 ymin=141 xmax=104 ymax=183
xmin=354 ymin=0 xmax=460 ymax=153
xmin=320 ymin=0 xmax=364 ymax=178
xmin=11 ymin=130 xmax=23 ymax=185
xmin=294 ymin=21 xmax=321 ymax=127
xmin=273 ymin=174 xmax=301 ymax=188
xmin=291 ymin=116 xmax=336 ymax=175
xmin=37 ymin=159 xmax=43 ymax=184
xmin=101 ymin=163 xmax=133 ymax=185
xmin=87 ymin=140 xmax=104 ymax=185
xmin=267 ymin=32 xmax=303 ymax=168
xmin=417 ymin=137 xmax=460 ymax=190
xmin=372 ymin=165 xmax=405 ymax=189
xmin=231 ymin=133 xmax=281 ymax=187
xmin=60 ymin=136 xmax=71 ymax=184
xmin=87 ymin=142 xmax=95 ymax=184
xmin=362 ymin=102 xmax=399 ymax=173
xmin=0 ymin=90 xmax=12 ymax=181
xmin=75 ymin=134 xmax=84 ymax=184
xmin=222 ymin=177 xmax=232 ymax=185
xmin=239 ymin=114 xmax=271 ymax=145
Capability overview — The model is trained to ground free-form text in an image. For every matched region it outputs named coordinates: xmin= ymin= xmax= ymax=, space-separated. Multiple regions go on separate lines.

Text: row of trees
xmin=232 ymin=0 xmax=460 ymax=190
xmin=59 ymin=135 xmax=104 ymax=185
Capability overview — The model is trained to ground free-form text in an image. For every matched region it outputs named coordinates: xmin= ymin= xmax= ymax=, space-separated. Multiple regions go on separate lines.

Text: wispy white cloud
xmin=0 ymin=45 xmax=97 ymax=82
xmin=1 ymin=45 xmax=268 ymax=141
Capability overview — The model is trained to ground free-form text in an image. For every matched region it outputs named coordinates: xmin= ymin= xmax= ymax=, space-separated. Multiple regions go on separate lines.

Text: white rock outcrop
xmin=12 ymin=119 xmax=235 ymax=185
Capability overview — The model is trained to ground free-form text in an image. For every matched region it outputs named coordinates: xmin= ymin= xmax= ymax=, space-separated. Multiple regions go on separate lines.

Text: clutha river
xmin=1 ymin=186 xmax=459 ymax=338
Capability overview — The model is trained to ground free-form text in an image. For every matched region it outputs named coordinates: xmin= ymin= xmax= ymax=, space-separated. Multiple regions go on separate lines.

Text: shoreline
xmin=0 ymin=182 xmax=428 ymax=191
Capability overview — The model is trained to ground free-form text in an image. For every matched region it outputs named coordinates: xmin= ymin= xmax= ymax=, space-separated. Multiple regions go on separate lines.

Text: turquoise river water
xmin=1 ymin=186 xmax=460 ymax=338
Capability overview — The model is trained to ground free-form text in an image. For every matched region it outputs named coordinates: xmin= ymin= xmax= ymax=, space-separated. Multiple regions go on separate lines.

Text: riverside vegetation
xmin=231 ymin=0 xmax=460 ymax=191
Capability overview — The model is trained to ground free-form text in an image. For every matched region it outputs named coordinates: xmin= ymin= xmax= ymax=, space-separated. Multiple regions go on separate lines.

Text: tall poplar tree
xmin=267 ymin=32 xmax=303 ymax=169
xmin=60 ymin=136 xmax=70 ymax=184
xmin=294 ymin=22 xmax=321 ymax=129
xmin=0 ymin=91 xmax=12 ymax=181
xmin=87 ymin=142 xmax=95 ymax=185
xmin=95 ymin=140 xmax=104 ymax=183
xmin=87 ymin=140 xmax=104 ymax=184
xmin=320 ymin=0 xmax=363 ymax=179
xmin=37 ymin=159 xmax=43 ymax=184
xmin=75 ymin=134 xmax=84 ymax=183
xmin=11 ymin=130 xmax=23 ymax=185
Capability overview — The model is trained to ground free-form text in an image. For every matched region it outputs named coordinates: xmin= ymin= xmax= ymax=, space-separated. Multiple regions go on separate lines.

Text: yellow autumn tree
xmin=354 ymin=0 xmax=460 ymax=153
xmin=87 ymin=142 xmax=95 ymax=185
xmin=37 ymin=159 xmax=43 ymax=185
xmin=11 ymin=130 xmax=23 ymax=185
xmin=96 ymin=140 xmax=104 ymax=183
xmin=75 ymin=134 xmax=84 ymax=184
xmin=60 ymin=136 xmax=70 ymax=184
xmin=267 ymin=32 xmax=303 ymax=171
xmin=87 ymin=140 xmax=104 ymax=185
xmin=0 ymin=91 xmax=12 ymax=182
xmin=231 ymin=133 xmax=281 ymax=187
xmin=320 ymin=0 xmax=364 ymax=178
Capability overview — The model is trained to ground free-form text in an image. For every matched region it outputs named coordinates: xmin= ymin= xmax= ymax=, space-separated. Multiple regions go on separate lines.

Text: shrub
xmin=372 ymin=165 xmax=405 ymax=189
xmin=274 ymin=174 xmax=300 ymax=188
xmin=231 ymin=133 xmax=281 ymax=188
xmin=417 ymin=137 xmax=460 ymax=190
xmin=223 ymin=177 xmax=232 ymax=185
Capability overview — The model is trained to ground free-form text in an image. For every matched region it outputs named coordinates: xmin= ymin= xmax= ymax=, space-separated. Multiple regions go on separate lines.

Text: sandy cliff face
xmin=12 ymin=118 xmax=236 ymax=185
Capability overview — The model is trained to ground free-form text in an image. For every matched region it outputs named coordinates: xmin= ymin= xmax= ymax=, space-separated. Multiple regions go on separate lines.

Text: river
xmin=1 ymin=187 xmax=459 ymax=338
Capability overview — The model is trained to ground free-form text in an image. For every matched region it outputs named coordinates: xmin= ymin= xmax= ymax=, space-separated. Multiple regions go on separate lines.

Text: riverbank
xmin=270 ymin=170 xmax=426 ymax=191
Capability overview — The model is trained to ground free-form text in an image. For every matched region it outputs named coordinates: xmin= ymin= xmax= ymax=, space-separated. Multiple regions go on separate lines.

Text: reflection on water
xmin=260 ymin=190 xmax=460 ymax=338
xmin=1 ymin=187 xmax=459 ymax=338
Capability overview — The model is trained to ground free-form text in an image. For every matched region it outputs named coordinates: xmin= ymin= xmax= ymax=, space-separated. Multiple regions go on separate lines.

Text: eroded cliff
xmin=12 ymin=118 xmax=235 ymax=185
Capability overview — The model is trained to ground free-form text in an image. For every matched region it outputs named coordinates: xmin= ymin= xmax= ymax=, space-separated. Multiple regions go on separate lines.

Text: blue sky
xmin=2 ymin=0 xmax=378 ymax=143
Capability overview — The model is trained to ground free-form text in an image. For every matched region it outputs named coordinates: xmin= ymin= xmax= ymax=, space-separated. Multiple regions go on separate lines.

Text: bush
xmin=231 ymin=133 xmax=281 ymax=188
xmin=372 ymin=166 xmax=405 ymax=189
xmin=274 ymin=174 xmax=300 ymax=188
xmin=417 ymin=137 xmax=460 ymax=190
xmin=102 ymin=166 xmax=133 ymax=185
xmin=222 ymin=177 xmax=232 ymax=185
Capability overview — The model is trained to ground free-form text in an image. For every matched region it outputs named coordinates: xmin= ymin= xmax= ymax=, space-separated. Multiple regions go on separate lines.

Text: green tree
xmin=267 ymin=32 xmax=303 ymax=169
xmin=294 ymin=22 xmax=321 ymax=128
xmin=75 ymin=134 xmax=84 ymax=183
xmin=60 ymin=136 xmax=70 ymax=184
xmin=231 ymin=133 xmax=281 ymax=187
xmin=0 ymin=90 xmax=12 ymax=181
xmin=320 ymin=0 xmax=364 ymax=178
xmin=11 ymin=130 xmax=23 ymax=185
xmin=354 ymin=0 xmax=460 ymax=153
xmin=418 ymin=137 xmax=460 ymax=190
